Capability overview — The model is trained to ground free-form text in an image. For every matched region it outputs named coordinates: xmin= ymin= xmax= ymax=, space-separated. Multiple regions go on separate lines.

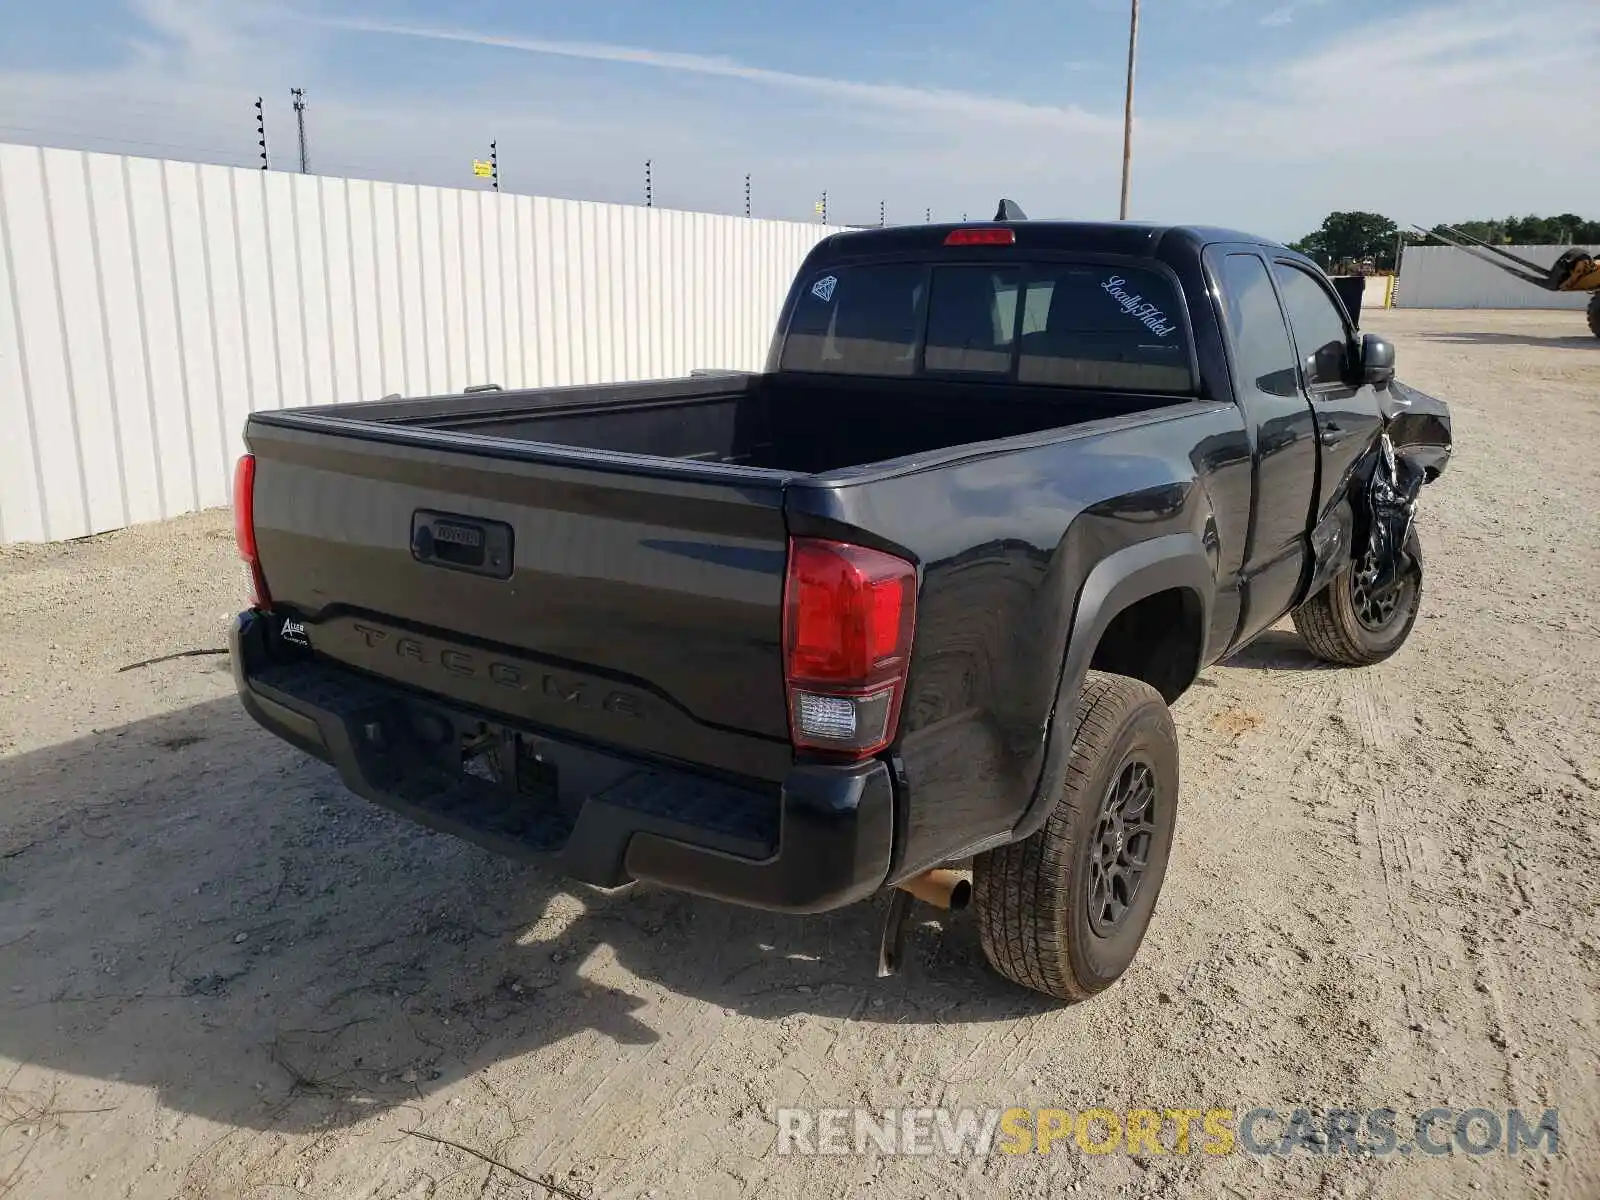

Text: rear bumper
xmin=230 ymin=611 xmax=893 ymax=913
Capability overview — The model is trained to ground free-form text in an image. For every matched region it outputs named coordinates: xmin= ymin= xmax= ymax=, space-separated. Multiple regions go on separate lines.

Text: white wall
xmin=1394 ymin=244 xmax=1592 ymax=310
xmin=0 ymin=142 xmax=845 ymax=544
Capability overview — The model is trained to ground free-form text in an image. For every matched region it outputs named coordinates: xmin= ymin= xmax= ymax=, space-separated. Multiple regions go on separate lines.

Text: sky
xmin=0 ymin=0 xmax=1596 ymax=241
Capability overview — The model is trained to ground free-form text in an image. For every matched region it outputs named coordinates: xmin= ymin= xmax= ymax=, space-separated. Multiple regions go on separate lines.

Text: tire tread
xmin=1290 ymin=582 xmax=1371 ymax=666
xmin=1292 ymin=527 xmax=1424 ymax=666
xmin=974 ymin=671 xmax=1168 ymax=1001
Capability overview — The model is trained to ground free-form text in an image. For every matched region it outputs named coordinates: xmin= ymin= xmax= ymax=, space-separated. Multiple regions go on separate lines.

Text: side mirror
xmin=1360 ymin=333 xmax=1396 ymax=386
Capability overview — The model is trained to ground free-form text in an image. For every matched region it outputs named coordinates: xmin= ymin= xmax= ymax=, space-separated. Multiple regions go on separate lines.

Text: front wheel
xmin=973 ymin=672 xmax=1179 ymax=1001
xmin=1292 ymin=526 xmax=1423 ymax=666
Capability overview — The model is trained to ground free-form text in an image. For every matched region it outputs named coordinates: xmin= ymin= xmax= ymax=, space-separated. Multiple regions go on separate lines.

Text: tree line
xmin=1287 ymin=211 xmax=1600 ymax=273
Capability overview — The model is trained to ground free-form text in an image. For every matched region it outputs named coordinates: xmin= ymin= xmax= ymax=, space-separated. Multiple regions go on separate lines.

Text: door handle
xmin=1318 ymin=422 xmax=1344 ymax=447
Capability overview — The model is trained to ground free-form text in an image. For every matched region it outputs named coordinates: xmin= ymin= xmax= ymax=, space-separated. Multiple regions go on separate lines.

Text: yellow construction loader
xmin=1414 ymin=224 xmax=1600 ymax=339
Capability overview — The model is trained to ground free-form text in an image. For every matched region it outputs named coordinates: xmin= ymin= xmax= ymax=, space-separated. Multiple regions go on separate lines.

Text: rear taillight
xmin=783 ymin=537 xmax=917 ymax=759
xmin=233 ymin=454 xmax=271 ymax=609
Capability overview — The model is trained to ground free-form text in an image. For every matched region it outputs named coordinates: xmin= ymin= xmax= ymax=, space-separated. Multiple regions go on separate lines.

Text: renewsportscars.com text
xmin=775 ymin=1106 xmax=1560 ymax=1158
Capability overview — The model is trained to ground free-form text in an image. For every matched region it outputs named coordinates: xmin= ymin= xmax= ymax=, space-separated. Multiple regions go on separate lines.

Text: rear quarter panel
xmin=786 ymin=401 xmax=1251 ymax=878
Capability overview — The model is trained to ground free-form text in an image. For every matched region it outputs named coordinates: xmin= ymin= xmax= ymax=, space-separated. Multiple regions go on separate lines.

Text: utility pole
xmin=645 ymin=159 xmax=652 ymax=208
xmin=1118 ymin=0 xmax=1139 ymax=220
xmin=254 ymin=97 xmax=268 ymax=170
xmin=817 ymin=191 xmax=827 ymax=224
xmin=744 ymin=174 xmax=751 ymax=219
xmin=290 ymin=88 xmax=309 ymax=174
xmin=489 ymin=140 xmax=499 ymax=191
xmin=879 ymin=200 xmax=886 ymax=227
xmin=925 ymin=207 xmax=931 ymax=223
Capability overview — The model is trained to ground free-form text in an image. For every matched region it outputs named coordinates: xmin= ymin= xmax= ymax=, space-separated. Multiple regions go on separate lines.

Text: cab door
xmin=1207 ymin=247 xmax=1320 ymax=643
xmin=1269 ymin=260 xmax=1384 ymax=524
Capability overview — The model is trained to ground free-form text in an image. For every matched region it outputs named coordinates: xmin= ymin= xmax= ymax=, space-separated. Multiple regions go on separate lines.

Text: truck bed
xmin=336 ymin=372 xmax=1189 ymax=476
xmin=240 ymin=371 xmax=1195 ymax=800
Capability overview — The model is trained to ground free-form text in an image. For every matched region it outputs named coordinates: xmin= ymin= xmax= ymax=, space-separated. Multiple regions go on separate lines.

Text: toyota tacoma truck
xmin=229 ymin=206 xmax=1451 ymax=1001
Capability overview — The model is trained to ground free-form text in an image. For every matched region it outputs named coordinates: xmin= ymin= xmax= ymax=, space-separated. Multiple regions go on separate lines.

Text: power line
xmin=0 ymin=123 xmax=251 ymax=162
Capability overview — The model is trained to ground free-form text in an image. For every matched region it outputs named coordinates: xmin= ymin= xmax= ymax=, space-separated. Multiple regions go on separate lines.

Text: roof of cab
xmin=811 ymin=220 xmax=1288 ymax=261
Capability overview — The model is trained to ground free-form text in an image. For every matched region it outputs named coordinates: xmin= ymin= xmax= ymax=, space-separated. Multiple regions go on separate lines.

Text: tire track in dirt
xmin=1345 ymin=667 xmax=1395 ymax=752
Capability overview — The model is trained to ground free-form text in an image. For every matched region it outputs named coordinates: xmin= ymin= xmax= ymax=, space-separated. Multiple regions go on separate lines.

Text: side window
xmin=1219 ymin=254 xmax=1299 ymax=398
xmin=1272 ymin=264 xmax=1351 ymax=387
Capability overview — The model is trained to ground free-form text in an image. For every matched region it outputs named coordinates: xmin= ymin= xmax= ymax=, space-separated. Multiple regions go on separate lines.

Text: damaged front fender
xmin=1381 ymin=380 xmax=1453 ymax=481
xmin=1355 ymin=377 xmax=1452 ymax=596
xmin=1306 ymin=378 xmax=1451 ymax=604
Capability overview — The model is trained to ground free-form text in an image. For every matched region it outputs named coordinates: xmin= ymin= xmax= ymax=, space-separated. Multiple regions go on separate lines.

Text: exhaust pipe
xmin=895 ymin=868 xmax=971 ymax=911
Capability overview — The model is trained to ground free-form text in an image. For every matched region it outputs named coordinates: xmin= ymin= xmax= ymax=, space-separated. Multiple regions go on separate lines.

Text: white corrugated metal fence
xmin=1395 ymin=244 xmax=1593 ymax=310
xmin=0 ymin=142 xmax=845 ymax=544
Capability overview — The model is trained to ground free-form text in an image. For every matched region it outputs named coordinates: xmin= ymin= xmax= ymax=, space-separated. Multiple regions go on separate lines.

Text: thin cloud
xmin=1259 ymin=0 xmax=1327 ymax=27
xmin=2 ymin=0 xmax=1595 ymax=235
xmin=301 ymin=12 xmax=1118 ymax=135
xmin=1166 ymin=0 xmax=1600 ymax=146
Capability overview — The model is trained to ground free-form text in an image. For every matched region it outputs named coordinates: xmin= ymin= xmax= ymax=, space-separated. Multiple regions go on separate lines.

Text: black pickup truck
xmin=229 ymin=209 xmax=1451 ymax=1001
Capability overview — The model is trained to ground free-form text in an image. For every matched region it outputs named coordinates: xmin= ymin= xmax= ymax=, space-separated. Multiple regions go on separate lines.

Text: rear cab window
xmin=780 ymin=259 xmax=1193 ymax=392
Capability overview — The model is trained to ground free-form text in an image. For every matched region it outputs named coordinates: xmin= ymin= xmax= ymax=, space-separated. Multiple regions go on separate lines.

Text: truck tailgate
xmin=245 ymin=415 xmax=794 ymax=784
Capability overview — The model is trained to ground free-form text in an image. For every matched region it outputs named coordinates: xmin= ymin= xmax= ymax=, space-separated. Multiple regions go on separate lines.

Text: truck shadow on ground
xmin=0 ymin=696 xmax=1054 ymax=1135
xmin=1417 ymin=330 xmax=1597 ymax=350
xmin=1221 ymin=629 xmax=1330 ymax=672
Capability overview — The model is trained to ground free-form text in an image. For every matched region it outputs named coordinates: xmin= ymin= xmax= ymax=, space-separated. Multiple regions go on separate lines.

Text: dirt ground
xmin=1 ymin=308 xmax=1596 ymax=1200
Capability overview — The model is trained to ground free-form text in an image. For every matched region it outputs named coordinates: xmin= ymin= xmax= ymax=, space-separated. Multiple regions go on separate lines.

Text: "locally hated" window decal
xmin=1100 ymin=276 xmax=1177 ymax=338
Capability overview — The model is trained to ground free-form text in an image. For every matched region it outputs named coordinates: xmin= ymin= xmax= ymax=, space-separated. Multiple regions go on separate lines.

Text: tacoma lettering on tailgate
xmin=350 ymin=622 xmax=644 ymax=718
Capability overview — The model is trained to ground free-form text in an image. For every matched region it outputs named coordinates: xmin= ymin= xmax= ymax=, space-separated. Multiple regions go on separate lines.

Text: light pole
xmin=1118 ymin=0 xmax=1139 ymax=220
xmin=290 ymin=87 xmax=309 ymax=175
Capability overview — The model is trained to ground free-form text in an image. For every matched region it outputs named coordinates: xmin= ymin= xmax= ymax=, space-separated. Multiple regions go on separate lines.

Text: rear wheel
xmin=1292 ymin=526 xmax=1422 ymax=666
xmin=973 ymin=672 xmax=1179 ymax=1001
xmin=1587 ymin=292 xmax=1600 ymax=340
